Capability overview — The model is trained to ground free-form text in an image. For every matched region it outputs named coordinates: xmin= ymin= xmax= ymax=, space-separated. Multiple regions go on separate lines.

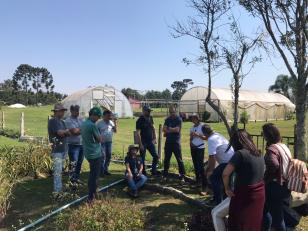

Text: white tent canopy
xmin=180 ymin=86 xmax=295 ymax=121
xmin=62 ymin=86 xmax=133 ymax=118
xmin=8 ymin=103 xmax=26 ymax=108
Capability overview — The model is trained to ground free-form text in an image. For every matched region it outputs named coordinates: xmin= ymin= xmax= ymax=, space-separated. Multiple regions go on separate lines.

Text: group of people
xmin=48 ymin=104 xmax=117 ymax=201
xmin=48 ymin=103 xmax=294 ymax=230
xmin=137 ymin=106 xmax=294 ymax=231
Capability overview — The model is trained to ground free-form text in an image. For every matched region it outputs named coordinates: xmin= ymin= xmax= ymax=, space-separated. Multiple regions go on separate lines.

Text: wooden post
xmin=294 ymin=124 xmax=298 ymax=159
xmin=47 ymin=116 xmax=51 ymax=140
xmin=158 ymin=124 xmax=163 ymax=164
xmin=20 ymin=112 xmax=25 ymax=137
xmin=1 ymin=111 xmax=5 ymax=129
xmin=133 ymin=131 xmax=138 ymax=144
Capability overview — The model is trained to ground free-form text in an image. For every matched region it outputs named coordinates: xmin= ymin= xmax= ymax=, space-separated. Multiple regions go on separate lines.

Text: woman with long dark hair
xmin=262 ymin=123 xmax=291 ymax=231
xmin=222 ymin=130 xmax=265 ymax=231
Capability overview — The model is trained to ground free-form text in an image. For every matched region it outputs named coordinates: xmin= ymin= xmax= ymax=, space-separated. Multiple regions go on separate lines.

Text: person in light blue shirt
xmin=97 ymin=110 xmax=117 ymax=176
xmin=65 ymin=105 xmax=84 ymax=185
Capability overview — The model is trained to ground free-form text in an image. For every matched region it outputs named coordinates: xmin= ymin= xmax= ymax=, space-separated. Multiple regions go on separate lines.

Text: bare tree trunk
xmin=295 ymin=80 xmax=307 ymax=160
xmin=233 ymin=76 xmax=240 ymax=131
xmin=206 ymin=70 xmax=232 ymax=137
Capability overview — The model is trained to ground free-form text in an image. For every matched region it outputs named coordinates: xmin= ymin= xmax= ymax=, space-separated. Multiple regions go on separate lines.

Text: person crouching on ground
xmin=201 ymin=124 xmax=233 ymax=203
xmin=97 ymin=110 xmax=117 ymax=176
xmin=125 ymin=145 xmax=148 ymax=198
xmin=190 ymin=114 xmax=206 ymax=189
xmin=81 ymin=107 xmax=103 ymax=202
xmin=48 ymin=104 xmax=71 ymax=200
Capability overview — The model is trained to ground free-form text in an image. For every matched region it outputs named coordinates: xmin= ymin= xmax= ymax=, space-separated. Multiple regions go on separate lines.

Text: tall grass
xmin=0 ymin=144 xmax=52 ymax=219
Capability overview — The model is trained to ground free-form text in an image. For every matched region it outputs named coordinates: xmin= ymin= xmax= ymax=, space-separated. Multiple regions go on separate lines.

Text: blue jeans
xmin=68 ymin=144 xmax=84 ymax=182
xmin=140 ymin=142 xmax=159 ymax=174
xmin=52 ymin=152 xmax=66 ymax=192
xmin=125 ymin=174 xmax=148 ymax=192
xmin=263 ymin=182 xmax=291 ymax=231
xmin=210 ymin=163 xmax=228 ymax=205
xmin=101 ymin=142 xmax=112 ymax=173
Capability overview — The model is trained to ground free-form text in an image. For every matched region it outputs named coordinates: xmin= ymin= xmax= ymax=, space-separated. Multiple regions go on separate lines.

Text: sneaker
xmin=199 ymin=191 xmax=208 ymax=197
xmin=179 ymin=178 xmax=186 ymax=185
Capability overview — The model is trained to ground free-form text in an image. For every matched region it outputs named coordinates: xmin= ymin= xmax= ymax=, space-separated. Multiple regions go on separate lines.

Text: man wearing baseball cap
xmin=48 ymin=103 xmax=70 ymax=200
xmin=81 ymin=107 xmax=103 ymax=202
xmin=136 ymin=105 xmax=159 ymax=176
xmin=65 ymin=105 xmax=84 ymax=186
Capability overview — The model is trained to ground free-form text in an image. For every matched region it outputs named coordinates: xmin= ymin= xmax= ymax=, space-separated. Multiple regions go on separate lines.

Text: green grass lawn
xmin=0 ymin=105 xmax=302 ymax=158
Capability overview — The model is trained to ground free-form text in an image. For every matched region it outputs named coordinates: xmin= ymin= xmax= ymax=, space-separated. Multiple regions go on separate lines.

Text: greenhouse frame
xmin=62 ymin=86 xmax=133 ymax=118
xmin=180 ymin=86 xmax=295 ymax=122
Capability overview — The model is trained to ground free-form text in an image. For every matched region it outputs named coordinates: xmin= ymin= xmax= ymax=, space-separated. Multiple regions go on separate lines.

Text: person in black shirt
xmin=136 ymin=105 xmax=159 ymax=175
xmin=222 ymin=130 xmax=265 ymax=231
xmin=163 ymin=106 xmax=186 ymax=181
xmin=125 ymin=145 xmax=148 ymax=198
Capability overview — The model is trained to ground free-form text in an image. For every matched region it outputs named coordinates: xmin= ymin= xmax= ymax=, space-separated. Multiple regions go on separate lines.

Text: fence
xmin=250 ymin=125 xmax=297 ymax=157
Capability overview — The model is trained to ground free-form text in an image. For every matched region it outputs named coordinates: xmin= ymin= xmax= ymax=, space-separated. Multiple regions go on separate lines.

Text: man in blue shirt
xmin=163 ymin=106 xmax=186 ymax=181
xmin=65 ymin=105 xmax=84 ymax=185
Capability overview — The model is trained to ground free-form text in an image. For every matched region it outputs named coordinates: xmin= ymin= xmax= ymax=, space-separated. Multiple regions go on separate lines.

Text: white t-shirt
xmin=207 ymin=133 xmax=229 ymax=155
xmin=216 ymin=143 xmax=235 ymax=164
xmin=97 ymin=120 xmax=115 ymax=143
xmin=190 ymin=123 xmax=205 ymax=149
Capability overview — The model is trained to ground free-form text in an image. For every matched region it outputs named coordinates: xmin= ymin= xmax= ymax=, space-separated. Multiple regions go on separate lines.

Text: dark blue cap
xmin=142 ymin=105 xmax=152 ymax=112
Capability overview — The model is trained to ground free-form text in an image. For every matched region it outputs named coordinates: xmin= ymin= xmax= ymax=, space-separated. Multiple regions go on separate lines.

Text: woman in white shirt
xmin=190 ymin=114 xmax=206 ymax=189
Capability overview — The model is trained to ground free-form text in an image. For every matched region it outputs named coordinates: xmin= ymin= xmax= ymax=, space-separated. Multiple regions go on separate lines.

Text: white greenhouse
xmin=62 ymin=86 xmax=133 ymax=118
xmin=180 ymin=86 xmax=295 ymax=122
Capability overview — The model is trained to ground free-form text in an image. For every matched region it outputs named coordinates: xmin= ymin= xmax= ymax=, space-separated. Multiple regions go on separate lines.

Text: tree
xmin=239 ymin=0 xmax=308 ymax=160
xmin=172 ymin=0 xmax=232 ymax=137
xmin=171 ymin=79 xmax=194 ymax=100
xmin=12 ymin=64 xmax=34 ymax=104
xmin=32 ymin=68 xmax=55 ymax=105
xmin=121 ymin=88 xmax=144 ymax=100
xmin=222 ymin=15 xmax=262 ymax=130
xmin=269 ymin=74 xmax=295 ymax=101
xmin=161 ymin=89 xmax=172 ymax=100
xmin=173 ymin=1 xmax=263 ymax=133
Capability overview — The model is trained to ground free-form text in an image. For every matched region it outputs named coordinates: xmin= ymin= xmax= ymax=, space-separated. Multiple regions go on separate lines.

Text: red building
xmin=128 ymin=98 xmax=141 ymax=110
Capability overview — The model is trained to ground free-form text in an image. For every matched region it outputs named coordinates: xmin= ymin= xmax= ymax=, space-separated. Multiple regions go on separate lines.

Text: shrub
xmin=202 ymin=111 xmax=211 ymax=122
xmin=0 ymin=144 xmax=52 ymax=218
xmin=0 ymin=128 xmax=19 ymax=139
xmin=55 ymin=199 xmax=144 ymax=231
xmin=0 ymin=149 xmax=19 ymax=219
xmin=240 ymin=111 xmax=250 ymax=129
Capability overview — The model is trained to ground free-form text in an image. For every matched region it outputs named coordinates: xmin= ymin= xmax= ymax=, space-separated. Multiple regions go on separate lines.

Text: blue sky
xmin=0 ymin=0 xmax=288 ymax=94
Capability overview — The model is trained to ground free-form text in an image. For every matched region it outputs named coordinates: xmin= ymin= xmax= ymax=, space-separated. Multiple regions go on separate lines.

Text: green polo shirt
xmin=81 ymin=118 xmax=102 ymax=160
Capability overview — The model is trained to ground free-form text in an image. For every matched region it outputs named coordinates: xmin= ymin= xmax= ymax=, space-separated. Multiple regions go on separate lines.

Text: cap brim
xmin=52 ymin=108 xmax=67 ymax=112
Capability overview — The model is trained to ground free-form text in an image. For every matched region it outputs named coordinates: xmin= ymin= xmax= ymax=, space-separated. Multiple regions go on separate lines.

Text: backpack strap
xmin=272 ymin=143 xmax=292 ymax=179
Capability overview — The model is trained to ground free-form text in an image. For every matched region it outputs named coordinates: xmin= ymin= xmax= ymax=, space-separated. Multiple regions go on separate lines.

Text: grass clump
xmin=55 ymin=198 xmax=144 ymax=231
xmin=0 ymin=144 xmax=52 ymax=219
